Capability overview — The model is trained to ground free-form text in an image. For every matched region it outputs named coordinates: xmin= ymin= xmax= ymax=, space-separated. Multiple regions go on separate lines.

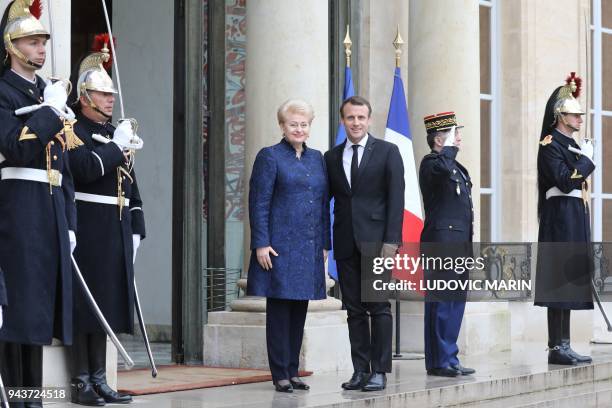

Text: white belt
xmin=1 ymin=167 xmax=62 ymax=186
xmin=75 ymin=192 xmax=130 ymax=207
xmin=545 ymin=187 xmax=582 ymax=200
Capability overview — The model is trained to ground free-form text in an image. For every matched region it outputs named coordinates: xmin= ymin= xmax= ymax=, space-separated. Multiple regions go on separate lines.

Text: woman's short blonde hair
xmin=277 ymin=99 xmax=315 ymax=124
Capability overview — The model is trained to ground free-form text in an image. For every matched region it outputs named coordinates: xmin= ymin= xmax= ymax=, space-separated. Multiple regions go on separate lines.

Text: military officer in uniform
xmin=0 ymin=1 xmax=78 ymax=405
xmin=68 ymin=45 xmax=144 ymax=405
xmin=419 ymin=112 xmax=475 ymax=377
xmin=535 ymin=73 xmax=594 ymax=365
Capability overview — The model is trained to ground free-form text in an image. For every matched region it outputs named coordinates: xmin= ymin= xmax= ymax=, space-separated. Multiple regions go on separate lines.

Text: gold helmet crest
xmin=554 ymin=72 xmax=585 ymax=117
xmin=77 ymin=45 xmax=117 ymax=95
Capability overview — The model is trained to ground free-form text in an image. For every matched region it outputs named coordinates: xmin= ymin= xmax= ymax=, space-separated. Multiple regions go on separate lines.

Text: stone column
xmin=203 ymin=0 xmax=351 ymax=373
xmin=402 ymin=0 xmax=510 ymax=356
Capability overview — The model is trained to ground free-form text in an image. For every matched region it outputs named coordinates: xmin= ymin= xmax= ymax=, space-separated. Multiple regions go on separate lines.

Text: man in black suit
xmin=324 ymin=96 xmax=404 ymax=392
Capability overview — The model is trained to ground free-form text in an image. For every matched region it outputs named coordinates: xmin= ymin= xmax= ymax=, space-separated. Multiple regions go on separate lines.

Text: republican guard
xmin=68 ymin=39 xmax=145 ymax=405
xmin=0 ymin=1 xmax=77 ymax=405
xmin=535 ymin=73 xmax=594 ymax=366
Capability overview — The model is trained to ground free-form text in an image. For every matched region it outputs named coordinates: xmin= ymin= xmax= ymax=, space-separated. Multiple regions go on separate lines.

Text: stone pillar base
xmin=393 ymin=301 xmax=511 ymax=355
xmin=43 ymin=338 xmax=118 ymax=389
xmin=203 ymin=309 xmax=352 ymax=373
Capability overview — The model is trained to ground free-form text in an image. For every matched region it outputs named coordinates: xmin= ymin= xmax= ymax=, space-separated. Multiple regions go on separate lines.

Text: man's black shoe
xmin=93 ymin=382 xmax=132 ymax=404
xmin=548 ymin=346 xmax=578 ymax=365
xmin=427 ymin=367 xmax=461 ymax=377
xmin=71 ymin=379 xmax=105 ymax=406
xmin=341 ymin=371 xmax=369 ymax=390
xmin=451 ymin=364 xmax=476 ymax=375
xmin=361 ymin=372 xmax=386 ymax=392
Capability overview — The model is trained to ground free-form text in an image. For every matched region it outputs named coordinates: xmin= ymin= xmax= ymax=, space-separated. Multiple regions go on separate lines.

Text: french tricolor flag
xmin=384 ymin=67 xmax=424 ymax=285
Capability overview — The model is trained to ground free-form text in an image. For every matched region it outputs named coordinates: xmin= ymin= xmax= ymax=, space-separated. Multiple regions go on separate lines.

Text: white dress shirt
xmin=343 ymin=134 xmax=369 ymax=187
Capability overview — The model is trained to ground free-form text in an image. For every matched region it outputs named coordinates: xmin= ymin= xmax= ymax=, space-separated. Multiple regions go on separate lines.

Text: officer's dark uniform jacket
xmin=420 ymin=146 xmax=474 ymax=244
xmin=419 ymin=146 xmax=473 ymax=299
xmin=0 ymin=69 xmax=76 ymax=345
xmin=535 ymin=128 xmax=595 ymax=310
xmin=70 ymin=112 xmax=145 ymax=334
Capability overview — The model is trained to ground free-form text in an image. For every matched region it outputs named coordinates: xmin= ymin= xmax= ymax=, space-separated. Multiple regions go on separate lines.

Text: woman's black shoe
xmin=290 ymin=378 xmax=310 ymax=390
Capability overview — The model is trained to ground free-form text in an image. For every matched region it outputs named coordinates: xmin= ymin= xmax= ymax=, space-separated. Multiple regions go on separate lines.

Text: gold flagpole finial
xmin=343 ymin=25 xmax=352 ymax=68
xmin=393 ymin=24 xmax=404 ymax=68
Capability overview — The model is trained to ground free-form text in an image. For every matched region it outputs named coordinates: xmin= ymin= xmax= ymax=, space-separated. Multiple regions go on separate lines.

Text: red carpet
xmin=118 ymin=365 xmax=312 ymax=395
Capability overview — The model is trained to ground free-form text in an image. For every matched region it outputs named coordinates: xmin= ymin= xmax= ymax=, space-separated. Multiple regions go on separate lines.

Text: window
xmin=479 ymin=0 xmax=499 ymax=242
xmin=591 ymin=0 xmax=612 ymax=240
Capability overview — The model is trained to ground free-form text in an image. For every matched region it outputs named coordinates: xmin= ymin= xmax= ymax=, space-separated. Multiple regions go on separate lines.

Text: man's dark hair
xmin=340 ymin=95 xmax=372 ymax=118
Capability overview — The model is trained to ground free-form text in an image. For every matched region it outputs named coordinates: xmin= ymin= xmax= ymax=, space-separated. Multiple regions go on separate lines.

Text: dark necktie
xmin=351 ymin=144 xmax=360 ymax=188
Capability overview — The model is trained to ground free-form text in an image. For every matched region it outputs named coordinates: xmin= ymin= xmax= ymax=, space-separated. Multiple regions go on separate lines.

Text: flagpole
xmin=393 ymin=24 xmax=404 ymax=359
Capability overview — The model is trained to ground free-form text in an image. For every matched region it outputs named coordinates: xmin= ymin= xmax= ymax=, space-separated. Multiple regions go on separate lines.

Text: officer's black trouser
xmin=0 ymin=342 xmax=42 ymax=408
xmin=70 ymin=333 xmax=107 ymax=385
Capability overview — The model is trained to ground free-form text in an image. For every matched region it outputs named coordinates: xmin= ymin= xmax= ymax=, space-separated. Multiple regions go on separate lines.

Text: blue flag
xmin=328 ymin=67 xmax=354 ymax=280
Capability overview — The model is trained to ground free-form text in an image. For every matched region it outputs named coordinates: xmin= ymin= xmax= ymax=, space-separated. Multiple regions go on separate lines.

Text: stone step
xmin=303 ymin=360 xmax=612 ymax=408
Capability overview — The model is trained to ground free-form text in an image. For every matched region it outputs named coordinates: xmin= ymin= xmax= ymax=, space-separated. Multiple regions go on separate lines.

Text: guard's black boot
xmin=71 ymin=379 xmax=106 ymax=406
xmin=562 ymin=309 xmax=592 ymax=364
xmin=548 ymin=308 xmax=577 ymax=365
xmin=93 ymin=383 xmax=132 ymax=404
xmin=90 ymin=334 xmax=132 ymax=404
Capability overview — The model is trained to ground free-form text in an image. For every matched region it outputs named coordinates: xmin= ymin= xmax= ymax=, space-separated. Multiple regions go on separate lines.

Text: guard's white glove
xmin=133 ymin=234 xmax=141 ymax=264
xmin=43 ymin=81 xmax=69 ymax=116
xmin=69 ymin=230 xmax=76 ymax=254
xmin=0 ymin=307 xmax=3 ymax=329
xmin=443 ymin=126 xmax=457 ymax=147
xmin=112 ymin=121 xmax=144 ymax=151
xmin=580 ymin=139 xmax=594 ymax=162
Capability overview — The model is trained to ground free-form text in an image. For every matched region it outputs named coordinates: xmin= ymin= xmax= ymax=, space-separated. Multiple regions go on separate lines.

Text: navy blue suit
xmin=247 ymin=139 xmax=330 ymax=382
xmin=419 ymin=146 xmax=473 ymax=370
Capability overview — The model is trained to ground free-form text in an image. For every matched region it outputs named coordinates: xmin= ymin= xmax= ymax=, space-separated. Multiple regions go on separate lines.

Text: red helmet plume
xmin=91 ymin=33 xmax=116 ymax=71
xmin=566 ymin=72 xmax=582 ymax=98
xmin=29 ymin=0 xmax=42 ymax=19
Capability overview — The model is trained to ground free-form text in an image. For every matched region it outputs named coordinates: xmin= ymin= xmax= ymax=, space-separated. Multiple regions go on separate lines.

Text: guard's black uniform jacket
xmin=70 ymin=113 xmax=146 ymax=334
xmin=535 ymin=129 xmax=595 ymax=310
xmin=0 ymin=69 xmax=76 ymax=345
xmin=420 ymin=146 xmax=474 ymax=244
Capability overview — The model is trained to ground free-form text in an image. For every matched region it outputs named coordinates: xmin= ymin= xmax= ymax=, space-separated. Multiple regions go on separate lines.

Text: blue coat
xmin=247 ymin=139 xmax=331 ymax=300
xmin=535 ymin=129 xmax=594 ymax=310
xmin=0 ymin=69 xmax=76 ymax=345
xmin=70 ymin=113 xmax=146 ymax=334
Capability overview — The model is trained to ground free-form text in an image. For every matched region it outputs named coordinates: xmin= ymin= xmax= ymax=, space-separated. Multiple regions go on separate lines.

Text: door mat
xmin=118 ymin=365 xmax=313 ymax=395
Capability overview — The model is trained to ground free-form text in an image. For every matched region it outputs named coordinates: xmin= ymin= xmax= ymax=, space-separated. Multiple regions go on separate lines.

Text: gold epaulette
xmin=63 ymin=120 xmax=84 ymax=150
xmin=539 ymin=135 xmax=553 ymax=146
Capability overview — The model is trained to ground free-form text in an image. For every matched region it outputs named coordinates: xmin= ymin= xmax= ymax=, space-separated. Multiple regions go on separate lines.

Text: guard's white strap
xmin=1 ymin=167 xmax=62 ymax=186
xmin=91 ymin=152 xmax=105 ymax=176
xmin=545 ymin=187 xmax=582 ymax=200
xmin=75 ymin=192 xmax=130 ymax=206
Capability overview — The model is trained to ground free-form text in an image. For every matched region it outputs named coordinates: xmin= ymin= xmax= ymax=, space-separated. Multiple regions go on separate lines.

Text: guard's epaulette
xmin=63 ymin=120 xmax=84 ymax=150
xmin=539 ymin=135 xmax=553 ymax=146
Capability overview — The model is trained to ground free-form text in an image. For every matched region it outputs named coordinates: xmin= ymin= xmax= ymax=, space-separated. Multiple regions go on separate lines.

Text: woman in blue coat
xmin=247 ymin=99 xmax=330 ymax=393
